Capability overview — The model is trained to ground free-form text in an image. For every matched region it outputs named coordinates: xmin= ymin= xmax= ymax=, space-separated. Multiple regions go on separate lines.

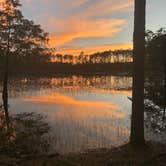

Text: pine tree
xmin=130 ymin=0 xmax=146 ymax=146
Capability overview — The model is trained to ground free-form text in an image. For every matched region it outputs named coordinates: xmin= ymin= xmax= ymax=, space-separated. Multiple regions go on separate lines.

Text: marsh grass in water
xmin=0 ymin=111 xmax=53 ymax=157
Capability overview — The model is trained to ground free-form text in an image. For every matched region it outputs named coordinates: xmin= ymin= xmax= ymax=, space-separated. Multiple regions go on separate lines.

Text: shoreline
xmin=1 ymin=141 xmax=166 ymax=166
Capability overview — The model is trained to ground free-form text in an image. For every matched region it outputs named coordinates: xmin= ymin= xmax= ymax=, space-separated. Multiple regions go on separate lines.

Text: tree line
xmin=51 ymin=49 xmax=133 ymax=64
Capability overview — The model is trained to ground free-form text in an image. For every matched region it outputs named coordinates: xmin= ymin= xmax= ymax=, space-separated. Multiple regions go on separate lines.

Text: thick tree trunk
xmin=163 ymin=65 xmax=166 ymax=119
xmin=130 ymin=0 xmax=146 ymax=146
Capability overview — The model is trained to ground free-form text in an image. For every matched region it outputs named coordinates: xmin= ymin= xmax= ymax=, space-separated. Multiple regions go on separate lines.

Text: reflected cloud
xmin=91 ymin=89 xmax=132 ymax=95
xmin=22 ymin=93 xmax=125 ymax=120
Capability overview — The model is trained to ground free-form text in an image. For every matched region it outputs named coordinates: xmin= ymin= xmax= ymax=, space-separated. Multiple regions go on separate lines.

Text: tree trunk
xmin=163 ymin=65 xmax=166 ymax=119
xmin=2 ymin=50 xmax=10 ymax=130
xmin=130 ymin=0 xmax=146 ymax=146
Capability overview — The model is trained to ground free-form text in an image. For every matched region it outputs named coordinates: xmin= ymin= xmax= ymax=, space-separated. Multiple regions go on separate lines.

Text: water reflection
xmin=0 ymin=75 xmax=132 ymax=153
xmin=6 ymin=75 xmax=132 ymax=97
xmin=22 ymin=93 xmax=125 ymax=119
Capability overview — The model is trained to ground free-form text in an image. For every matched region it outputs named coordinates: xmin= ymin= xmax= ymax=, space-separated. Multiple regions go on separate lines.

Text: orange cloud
xmin=0 ymin=0 xmax=5 ymax=10
xmin=48 ymin=19 xmax=126 ymax=47
xmin=21 ymin=0 xmax=134 ymax=49
xmin=27 ymin=0 xmax=133 ymax=48
xmin=53 ymin=43 xmax=133 ymax=56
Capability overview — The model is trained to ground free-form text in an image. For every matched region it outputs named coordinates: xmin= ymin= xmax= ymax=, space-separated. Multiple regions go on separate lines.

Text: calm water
xmin=0 ymin=75 xmax=162 ymax=153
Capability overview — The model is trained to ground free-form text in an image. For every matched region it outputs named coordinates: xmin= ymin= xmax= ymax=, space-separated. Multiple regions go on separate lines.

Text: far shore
xmin=0 ymin=62 xmax=133 ymax=76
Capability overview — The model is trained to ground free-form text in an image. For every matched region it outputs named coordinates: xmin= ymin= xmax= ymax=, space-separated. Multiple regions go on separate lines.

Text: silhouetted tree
xmin=68 ymin=55 xmax=73 ymax=64
xmin=130 ymin=0 xmax=146 ymax=146
xmin=55 ymin=54 xmax=63 ymax=63
xmin=77 ymin=51 xmax=84 ymax=64
xmin=145 ymin=28 xmax=166 ymax=118
xmin=0 ymin=0 xmax=48 ymax=129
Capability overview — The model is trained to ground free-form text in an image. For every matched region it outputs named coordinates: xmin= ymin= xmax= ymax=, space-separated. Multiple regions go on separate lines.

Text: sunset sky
xmin=19 ymin=0 xmax=166 ymax=55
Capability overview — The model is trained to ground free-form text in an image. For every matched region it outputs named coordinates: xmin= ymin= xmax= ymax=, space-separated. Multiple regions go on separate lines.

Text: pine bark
xmin=130 ymin=0 xmax=146 ymax=146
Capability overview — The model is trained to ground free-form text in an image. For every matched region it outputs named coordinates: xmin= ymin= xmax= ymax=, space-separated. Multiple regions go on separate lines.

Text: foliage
xmin=0 ymin=111 xmax=52 ymax=156
xmin=145 ymin=28 xmax=166 ymax=108
xmin=0 ymin=0 xmax=50 ymax=65
xmin=145 ymin=28 xmax=166 ymax=133
xmin=145 ymin=100 xmax=166 ymax=133
xmin=145 ymin=28 xmax=166 ymax=69
xmin=145 ymin=74 xmax=165 ymax=107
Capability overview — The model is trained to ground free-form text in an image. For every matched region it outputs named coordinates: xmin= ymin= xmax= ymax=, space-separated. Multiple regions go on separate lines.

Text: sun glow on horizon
xmin=52 ymin=43 xmax=133 ymax=56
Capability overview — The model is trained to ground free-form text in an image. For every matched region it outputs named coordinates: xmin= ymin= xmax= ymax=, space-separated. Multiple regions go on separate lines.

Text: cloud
xmin=48 ymin=18 xmax=127 ymax=47
xmin=2 ymin=0 xmax=132 ymax=48
xmin=77 ymin=0 xmax=133 ymax=19
xmin=57 ymin=0 xmax=89 ymax=9
xmin=0 ymin=0 xmax=5 ymax=10
xmin=21 ymin=0 xmax=133 ymax=48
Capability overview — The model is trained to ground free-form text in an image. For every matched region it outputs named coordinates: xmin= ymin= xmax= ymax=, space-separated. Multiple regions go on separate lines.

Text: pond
xmin=0 ymin=75 xmax=164 ymax=153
